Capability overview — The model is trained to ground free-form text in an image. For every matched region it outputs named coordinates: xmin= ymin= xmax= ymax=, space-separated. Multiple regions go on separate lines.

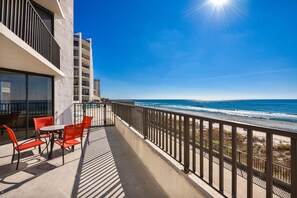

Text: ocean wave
xmin=155 ymin=104 xmax=297 ymax=122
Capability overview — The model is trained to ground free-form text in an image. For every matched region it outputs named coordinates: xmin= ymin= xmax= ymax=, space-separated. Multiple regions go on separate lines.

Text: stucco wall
xmin=114 ymin=116 xmax=223 ymax=198
xmin=54 ymin=0 xmax=74 ymax=124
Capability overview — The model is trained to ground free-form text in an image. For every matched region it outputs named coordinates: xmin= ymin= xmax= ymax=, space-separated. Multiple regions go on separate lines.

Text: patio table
xmin=40 ymin=125 xmax=65 ymax=159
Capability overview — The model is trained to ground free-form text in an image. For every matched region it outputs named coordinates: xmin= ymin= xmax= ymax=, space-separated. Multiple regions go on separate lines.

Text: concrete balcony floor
xmin=0 ymin=127 xmax=167 ymax=197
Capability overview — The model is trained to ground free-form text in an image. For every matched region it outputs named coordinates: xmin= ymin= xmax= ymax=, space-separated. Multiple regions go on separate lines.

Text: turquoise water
xmin=135 ymin=99 xmax=297 ymax=123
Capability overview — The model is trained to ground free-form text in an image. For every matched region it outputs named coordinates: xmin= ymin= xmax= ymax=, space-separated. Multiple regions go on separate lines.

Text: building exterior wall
xmin=94 ymin=79 xmax=101 ymax=98
xmin=73 ymin=33 xmax=94 ymax=103
xmin=54 ymin=0 xmax=74 ymax=124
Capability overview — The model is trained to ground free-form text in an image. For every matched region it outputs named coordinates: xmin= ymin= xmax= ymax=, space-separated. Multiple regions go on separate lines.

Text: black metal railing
xmin=0 ymin=0 xmax=60 ymax=68
xmin=82 ymin=64 xmax=89 ymax=69
xmin=0 ymin=102 xmax=51 ymax=116
xmin=112 ymin=102 xmax=297 ymax=198
xmin=82 ymin=44 xmax=90 ymax=51
xmin=82 ymin=72 xmax=89 ymax=77
xmin=73 ymin=103 xmax=114 ymax=127
xmin=82 ymin=54 xmax=90 ymax=60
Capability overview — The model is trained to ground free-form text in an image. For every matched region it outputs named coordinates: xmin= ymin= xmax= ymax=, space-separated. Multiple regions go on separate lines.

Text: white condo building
xmin=0 ymin=0 xmax=74 ymax=138
xmin=73 ymin=32 xmax=94 ymax=102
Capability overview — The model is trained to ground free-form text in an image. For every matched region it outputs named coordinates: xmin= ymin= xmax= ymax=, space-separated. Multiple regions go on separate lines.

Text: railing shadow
xmin=71 ymin=126 xmax=166 ymax=198
xmin=71 ymin=127 xmax=125 ymax=197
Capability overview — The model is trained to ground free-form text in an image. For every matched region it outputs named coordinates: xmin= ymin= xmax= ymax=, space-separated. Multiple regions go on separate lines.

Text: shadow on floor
xmin=71 ymin=126 xmax=166 ymax=198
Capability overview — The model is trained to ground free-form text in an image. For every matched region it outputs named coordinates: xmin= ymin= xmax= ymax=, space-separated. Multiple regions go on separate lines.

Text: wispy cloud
xmin=199 ymin=68 xmax=297 ymax=81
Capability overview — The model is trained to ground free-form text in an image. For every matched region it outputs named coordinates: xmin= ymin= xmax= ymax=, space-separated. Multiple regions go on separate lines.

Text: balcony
xmin=0 ymin=126 xmax=166 ymax=197
xmin=0 ymin=0 xmax=63 ymax=77
xmin=82 ymin=54 xmax=90 ymax=61
xmin=0 ymin=102 xmax=295 ymax=197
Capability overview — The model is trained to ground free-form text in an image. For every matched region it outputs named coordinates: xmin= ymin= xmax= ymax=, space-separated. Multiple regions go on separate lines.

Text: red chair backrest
xmin=3 ymin=125 xmax=19 ymax=146
xmin=82 ymin=116 xmax=93 ymax=129
xmin=63 ymin=123 xmax=84 ymax=142
xmin=33 ymin=116 xmax=54 ymax=131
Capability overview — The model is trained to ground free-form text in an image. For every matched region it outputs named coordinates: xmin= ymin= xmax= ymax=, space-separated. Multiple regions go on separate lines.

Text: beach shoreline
xmin=146 ymin=106 xmax=297 ymax=143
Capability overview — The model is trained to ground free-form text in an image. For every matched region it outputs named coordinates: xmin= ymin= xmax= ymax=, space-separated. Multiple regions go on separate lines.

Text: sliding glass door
xmin=0 ymin=69 xmax=53 ymax=144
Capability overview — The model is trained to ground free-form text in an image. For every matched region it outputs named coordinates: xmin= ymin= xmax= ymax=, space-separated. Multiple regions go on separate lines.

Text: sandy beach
xmin=152 ymin=107 xmax=297 ymax=144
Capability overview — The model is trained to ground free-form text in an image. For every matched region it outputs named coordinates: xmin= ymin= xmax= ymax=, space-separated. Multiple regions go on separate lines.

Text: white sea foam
xmin=157 ymin=104 xmax=297 ymax=121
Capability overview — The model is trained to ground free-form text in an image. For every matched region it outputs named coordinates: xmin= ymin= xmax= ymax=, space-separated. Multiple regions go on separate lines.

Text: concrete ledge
xmin=114 ymin=116 xmax=223 ymax=198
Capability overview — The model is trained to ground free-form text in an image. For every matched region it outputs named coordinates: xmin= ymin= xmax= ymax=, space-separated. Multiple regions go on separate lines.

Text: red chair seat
xmin=16 ymin=139 xmax=45 ymax=151
xmin=55 ymin=139 xmax=81 ymax=148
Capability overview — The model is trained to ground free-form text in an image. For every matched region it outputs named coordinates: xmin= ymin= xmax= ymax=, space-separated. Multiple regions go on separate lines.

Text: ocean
xmin=134 ymin=99 xmax=297 ymax=124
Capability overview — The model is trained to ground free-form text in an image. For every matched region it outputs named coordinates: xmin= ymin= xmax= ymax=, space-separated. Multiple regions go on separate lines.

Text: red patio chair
xmin=55 ymin=123 xmax=84 ymax=165
xmin=3 ymin=125 xmax=46 ymax=170
xmin=82 ymin=116 xmax=93 ymax=145
xmin=33 ymin=116 xmax=56 ymax=151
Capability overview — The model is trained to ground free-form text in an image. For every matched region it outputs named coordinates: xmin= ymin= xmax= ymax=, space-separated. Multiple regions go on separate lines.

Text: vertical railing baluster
xmin=192 ymin=118 xmax=196 ymax=173
xmin=174 ymin=114 xmax=177 ymax=159
xmin=184 ymin=115 xmax=190 ymax=173
xmin=266 ymin=133 xmax=273 ymax=198
xmin=291 ymin=137 xmax=297 ymax=198
xmin=162 ymin=112 xmax=164 ymax=150
xmin=232 ymin=126 xmax=237 ymax=198
xmin=209 ymin=121 xmax=213 ymax=185
xmin=200 ymin=119 xmax=204 ymax=178
xmin=219 ymin=123 xmax=224 ymax=193
xmin=143 ymin=108 xmax=148 ymax=139
xmin=166 ymin=112 xmax=168 ymax=152
xmin=247 ymin=129 xmax=253 ymax=198
xmin=170 ymin=113 xmax=172 ymax=155
xmin=179 ymin=115 xmax=182 ymax=162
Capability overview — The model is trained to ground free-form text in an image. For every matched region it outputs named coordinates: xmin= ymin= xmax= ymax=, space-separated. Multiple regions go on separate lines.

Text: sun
xmin=209 ymin=0 xmax=229 ymax=7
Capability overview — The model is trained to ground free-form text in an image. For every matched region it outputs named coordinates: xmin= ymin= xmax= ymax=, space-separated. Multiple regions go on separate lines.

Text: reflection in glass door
xmin=28 ymin=75 xmax=53 ymax=129
xmin=0 ymin=70 xmax=26 ymax=142
xmin=0 ymin=69 xmax=53 ymax=145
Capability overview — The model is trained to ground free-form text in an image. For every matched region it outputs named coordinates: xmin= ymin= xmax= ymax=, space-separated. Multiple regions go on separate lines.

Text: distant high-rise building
xmin=73 ymin=32 xmax=94 ymax=102
xmin=94 ymin=79 xmax=101 ymax=98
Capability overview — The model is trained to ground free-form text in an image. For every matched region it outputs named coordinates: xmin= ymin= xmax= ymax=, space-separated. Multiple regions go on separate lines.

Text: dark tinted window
xmin=32 ymin=3 xmax=54 ymax=35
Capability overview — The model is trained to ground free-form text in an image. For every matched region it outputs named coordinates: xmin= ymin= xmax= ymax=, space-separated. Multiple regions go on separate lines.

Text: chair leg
xmin=16 ymin=151 xmax=20 ymax=170
xmin=87 ymin=129 xmax=90 ymax=145
xmin=46 ymin=139 xmax=49 ymax=155
xmin=38 ymin=145 xmax=41 ymax=154
xmin=11 ymin=148 xmax=15 ymax=164
xmin=62 ymin=147 xmax=64 ymax=165
xmin=81 ymin=140 xmax=84 ymax=157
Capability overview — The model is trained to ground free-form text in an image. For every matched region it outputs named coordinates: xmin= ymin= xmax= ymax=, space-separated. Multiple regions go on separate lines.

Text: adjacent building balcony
xmin=0 ymin=0 xmax=63 ymax=77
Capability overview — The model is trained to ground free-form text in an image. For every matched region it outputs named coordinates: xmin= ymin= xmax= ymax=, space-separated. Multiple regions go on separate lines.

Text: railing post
xmin=83 ymin=103 xmax=86 ymax=117
xmin=104 ymin=102 xmax=107 ymax=125
xmin=209 ymin=121 xmax=213 ymax=185
xmin=266 ymin=133 xmax=273 ymax=198
xmin=74 ymin=103 xmax=76 ymax=124
xmin=291 ymin=138 xmax=297 ymax=198
xmin=143 ymin=108 xmax=148 ymax=139
xmin=184 ymin=115 xmax=190 ymax=173
xmin=247 ymin=129 xmax=253 ymax=198
xmin=219 ymin=123 xmax=224 ymax=193
xmin=232 ymin=126 xmax=237 ymax=198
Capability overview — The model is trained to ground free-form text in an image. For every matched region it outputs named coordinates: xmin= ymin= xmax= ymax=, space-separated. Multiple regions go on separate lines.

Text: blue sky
xmin=74 ymin=0 xmax=297 ymax=100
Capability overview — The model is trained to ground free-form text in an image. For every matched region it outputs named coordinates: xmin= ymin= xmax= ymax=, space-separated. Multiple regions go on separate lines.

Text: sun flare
xmin=209 ymin=0 xmax=229 ymax=7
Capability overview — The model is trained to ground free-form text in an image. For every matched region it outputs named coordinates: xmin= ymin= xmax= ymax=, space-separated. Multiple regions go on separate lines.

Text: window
xmin=74 ymin=59 xmax=79 ymax=66
xmin=32 ymin=2 xmax=54 ymax=35
xmin=0 ymin=69 xmax=53 ymax=143
xmin=74 ymin=41 xmax=79 ymax=47
xmin=74 ymin=50 xmax=79 ymax=56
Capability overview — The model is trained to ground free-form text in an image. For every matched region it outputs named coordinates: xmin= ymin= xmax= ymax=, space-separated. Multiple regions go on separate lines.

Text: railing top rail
xmin=112 ymin=102 xmax=297 ymax=138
